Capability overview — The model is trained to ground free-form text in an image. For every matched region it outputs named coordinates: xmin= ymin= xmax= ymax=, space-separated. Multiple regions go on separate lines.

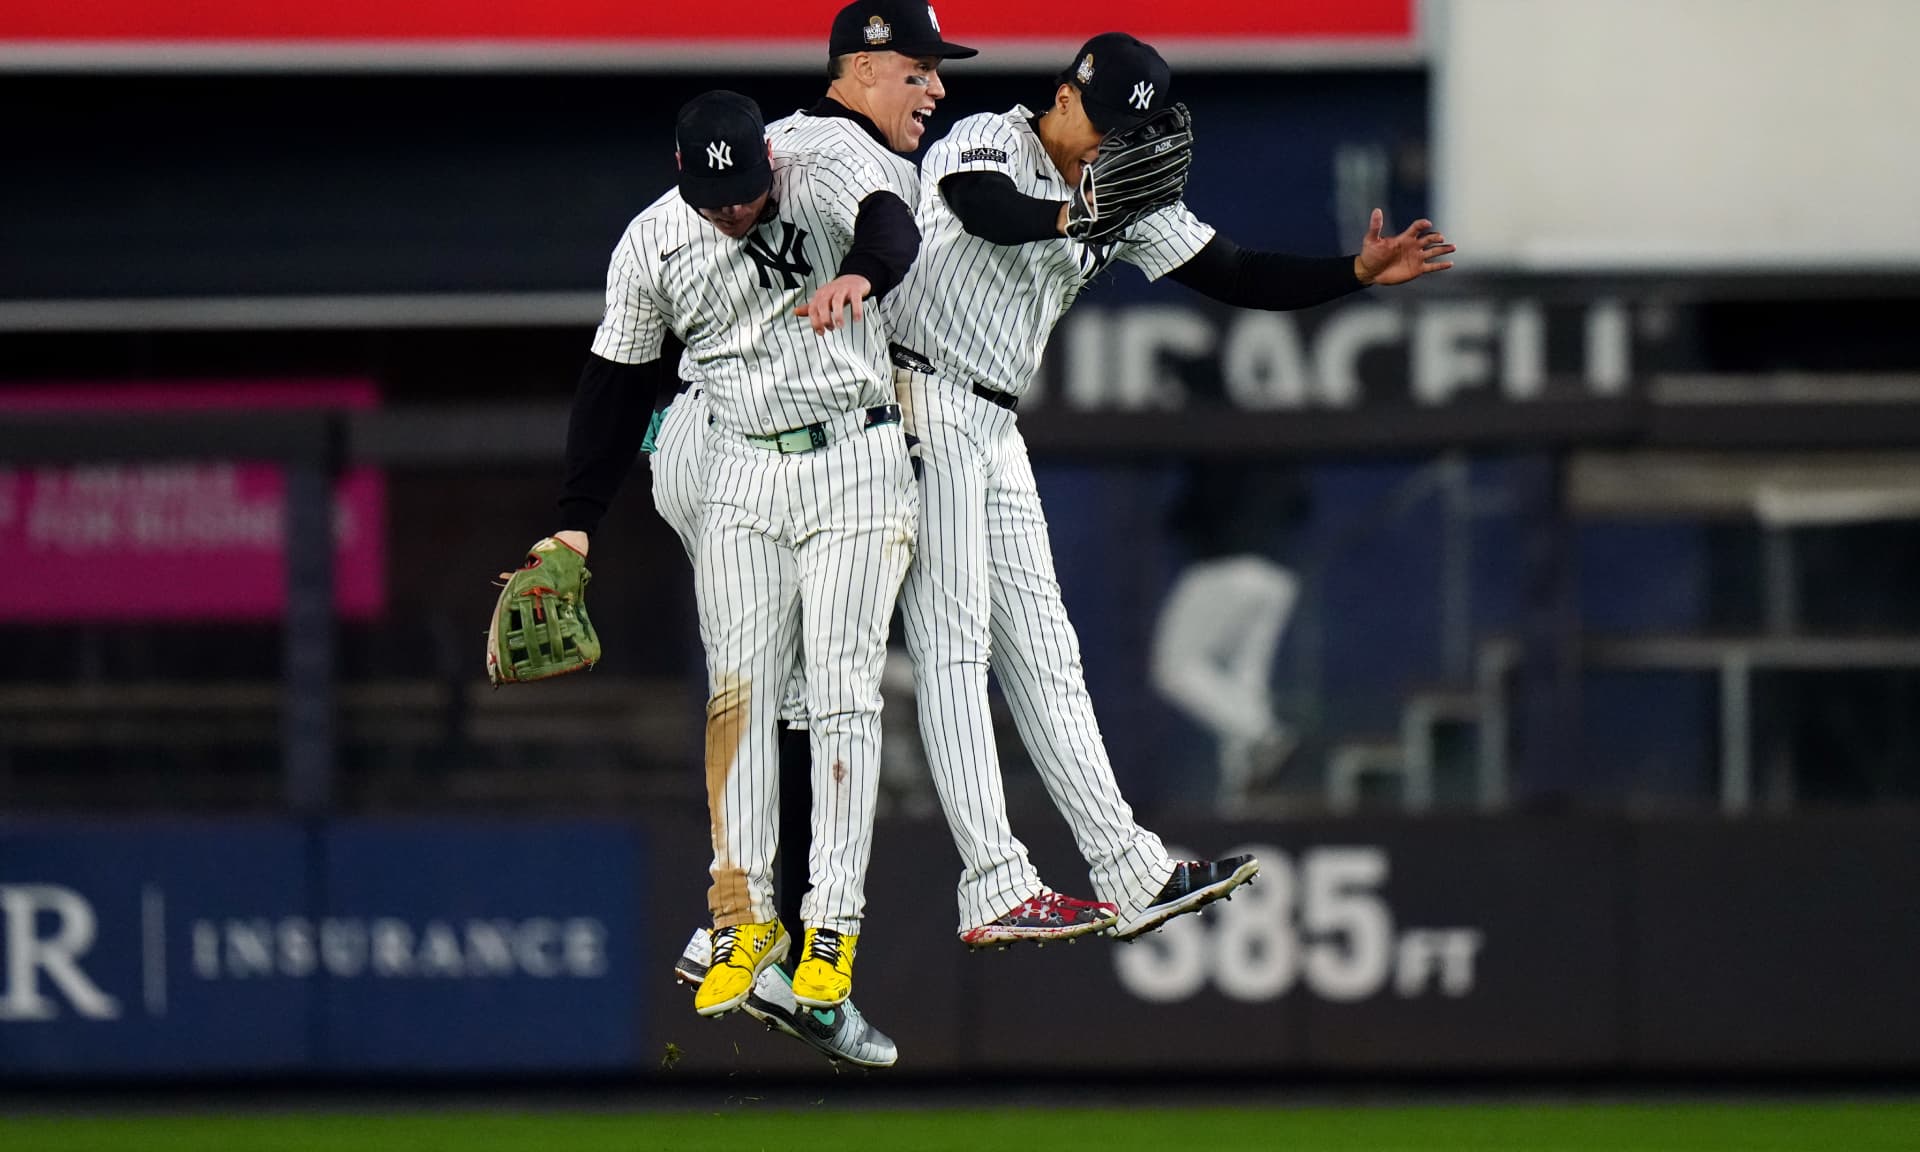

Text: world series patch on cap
xmin=1062 ymin=32 xmax=1172 ymax=135
xmin=829 ymin=0 xmax=978 ymax=60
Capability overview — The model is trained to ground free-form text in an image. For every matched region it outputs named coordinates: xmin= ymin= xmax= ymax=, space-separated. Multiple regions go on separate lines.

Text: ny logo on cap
xmin=864 ymin=15 xmax=892 ymax=44
xmin=1129 ymin=82 xmax=1155 ymax=111
xmin=1076 ymin=54 xmax=1095 ymax=84
xmin=707 ymin=141 xmax=733 ymax=170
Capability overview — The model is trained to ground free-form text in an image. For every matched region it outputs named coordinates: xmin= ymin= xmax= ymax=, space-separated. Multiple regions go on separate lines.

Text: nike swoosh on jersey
xmin=659 ymin=244 xmax=688 ymax=261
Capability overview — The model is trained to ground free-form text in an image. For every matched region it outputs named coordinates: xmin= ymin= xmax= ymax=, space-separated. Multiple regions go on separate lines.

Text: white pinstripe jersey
xmin=591 ymin=112 xmax=920 ymax=437
xmin=884 ymin=105 xmax=1216 ymax=398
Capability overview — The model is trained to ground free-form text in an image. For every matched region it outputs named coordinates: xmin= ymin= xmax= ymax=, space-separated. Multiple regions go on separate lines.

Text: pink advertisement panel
xmin=0 ymin=382 xmax=386 ymax=622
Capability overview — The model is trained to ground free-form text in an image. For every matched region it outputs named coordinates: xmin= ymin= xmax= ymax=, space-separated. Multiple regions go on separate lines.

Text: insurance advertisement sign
xmin=0 ymin=821 xmax=640 ymax=1075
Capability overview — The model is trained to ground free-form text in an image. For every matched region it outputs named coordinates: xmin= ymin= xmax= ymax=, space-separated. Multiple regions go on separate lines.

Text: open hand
xmin=793 ymin=275 xmax=873 ymax=335
xmin=1355 ymin=209 xmax=1456 ymax=287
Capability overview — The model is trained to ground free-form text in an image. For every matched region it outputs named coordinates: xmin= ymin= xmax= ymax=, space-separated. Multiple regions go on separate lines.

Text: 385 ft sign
xmin=1114 ymin=845 xmax=1484 ymax=1004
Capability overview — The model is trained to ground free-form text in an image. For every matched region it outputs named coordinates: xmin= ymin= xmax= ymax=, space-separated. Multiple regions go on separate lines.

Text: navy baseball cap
xmin=675 ymin=91 xmax=772 ymax=211
xmin=829 ymin=0 xmax=977 ymax=60
xmin=1061 ymin=32 xmax=1172 ymax=134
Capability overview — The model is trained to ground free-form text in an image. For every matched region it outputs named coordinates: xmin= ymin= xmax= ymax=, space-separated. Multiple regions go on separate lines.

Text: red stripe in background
xmin=0 ymin=1 xmax=1412 ymax=42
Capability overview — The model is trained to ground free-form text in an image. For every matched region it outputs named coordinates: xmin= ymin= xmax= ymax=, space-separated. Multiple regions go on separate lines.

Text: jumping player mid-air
xmin=882 ymin=32 xmax=1456 ymax=944
xmin=535 ymin=45 xmax=943 ymax=1051
xmin=642 ymin=0 xmax=975 ymax=1065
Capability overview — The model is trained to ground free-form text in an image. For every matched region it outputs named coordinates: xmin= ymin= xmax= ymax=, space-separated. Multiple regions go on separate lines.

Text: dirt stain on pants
xmin=705 ymin=673 xmax=753 ymax=927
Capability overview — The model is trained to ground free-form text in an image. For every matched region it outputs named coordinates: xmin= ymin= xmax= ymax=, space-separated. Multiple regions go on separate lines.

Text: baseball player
xmin=1151 ymin=461 xmax=1308 ymax=811
xmin=644 ymin=5 xmax=976 ymax=1064
xmin=565 ymin=2 xmax=966 ymax=1066
xmin=550 ymin=13 xmax=969 ymax=1025
xmin=882 ymin=33 xmax=1456 ymax=944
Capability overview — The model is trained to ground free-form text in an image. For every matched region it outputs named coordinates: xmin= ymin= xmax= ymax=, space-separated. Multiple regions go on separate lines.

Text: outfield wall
xmin=2 ymin=815 xmax=1916 ymax=1077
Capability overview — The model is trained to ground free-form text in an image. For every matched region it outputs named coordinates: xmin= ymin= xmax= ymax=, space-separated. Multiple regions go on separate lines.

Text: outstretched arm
xmin=1166 ymin=235 xmax=1365 ymax=311
xmin=1166 ymin=209 xmax=1455 ymax=310
xmin=801 ymin=191 xmax=920 ymax=334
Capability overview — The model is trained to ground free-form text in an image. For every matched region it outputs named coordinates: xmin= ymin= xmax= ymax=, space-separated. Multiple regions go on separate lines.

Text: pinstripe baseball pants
xmin=896 ymin=370 xmax=1174 ymax=932
xmin=694 ymin=410 xmax=916 ymax=934
xmin=650 ymin=389 xmax=807 ymax=727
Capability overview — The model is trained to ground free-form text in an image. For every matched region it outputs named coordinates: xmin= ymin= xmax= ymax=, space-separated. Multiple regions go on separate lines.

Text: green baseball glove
xmin=486 ymin=536 xmax=601 ymax=685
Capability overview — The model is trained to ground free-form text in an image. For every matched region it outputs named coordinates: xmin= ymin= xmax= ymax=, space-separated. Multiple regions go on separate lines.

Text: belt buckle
xmin=771 ymin=427 xmax=811 ymax=454
xmin=767 ymin=425 xmax=825 ymax=454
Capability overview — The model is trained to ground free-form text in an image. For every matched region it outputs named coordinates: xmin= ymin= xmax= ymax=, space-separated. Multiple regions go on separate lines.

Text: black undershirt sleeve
xmin=555 ymin=331 xmax=685 ymax=536
xmin=1166 ymin=234 xmax=1366 ymax=311
xmin=836 ymin=191 xmax=920 ymax=300
xmin=938 ymin=171 xmax=1064 ymax=245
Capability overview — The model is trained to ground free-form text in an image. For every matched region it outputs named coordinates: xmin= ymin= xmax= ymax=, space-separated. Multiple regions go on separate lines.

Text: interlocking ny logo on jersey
xmin=706 ymin=141 xmax=733 ymax=170
xmin=1130 ymin=82 xmax=1155 ymax=111
xmin=744 ymin=221 xmax=814 ymax=290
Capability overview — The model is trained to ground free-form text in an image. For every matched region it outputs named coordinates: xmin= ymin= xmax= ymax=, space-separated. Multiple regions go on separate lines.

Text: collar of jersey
xmin=1011 ymin=105 xmax=1062 ymax=188
xmin=805 ymin=97 xmax=891 ymax=151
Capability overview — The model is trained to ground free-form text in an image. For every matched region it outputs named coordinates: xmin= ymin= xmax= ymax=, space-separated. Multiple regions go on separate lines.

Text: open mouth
xmin=911 ymin=107 xmax=934 ymax=128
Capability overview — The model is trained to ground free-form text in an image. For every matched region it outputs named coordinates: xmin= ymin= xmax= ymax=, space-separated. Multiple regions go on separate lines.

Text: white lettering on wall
xmin=1056 ymin=298 xmax=1636 ymax=411
xmin=1113 ymin=846 xmax=1484 ymax=1004
xmin=184 ymin=916 xmax=613 ymax=981
xmin=0 ymin=885 xmax=121 ymax=1021
xmin=1413 ymin=301 xmax=1499 ymax=405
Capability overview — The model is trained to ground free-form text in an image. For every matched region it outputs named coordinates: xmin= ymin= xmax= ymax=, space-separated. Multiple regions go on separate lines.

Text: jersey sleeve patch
xmin=925 ymin=113 xmax=1023 ymax=181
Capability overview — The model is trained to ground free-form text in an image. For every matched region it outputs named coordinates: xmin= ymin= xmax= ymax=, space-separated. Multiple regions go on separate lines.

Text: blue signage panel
xmin=319 ymin=821 xmax=639 ymax=1071
xmin=0 ymin=821 xmax=310 ymax=1074
xmin=0 ymin=820 xmax=642 ymax=1075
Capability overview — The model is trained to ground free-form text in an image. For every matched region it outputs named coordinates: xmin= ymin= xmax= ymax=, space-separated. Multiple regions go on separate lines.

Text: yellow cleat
xmin=693 ymin=919 xmax=788 ymax=1017
xmin=791 ymin=926 xmax=858 ymax=1009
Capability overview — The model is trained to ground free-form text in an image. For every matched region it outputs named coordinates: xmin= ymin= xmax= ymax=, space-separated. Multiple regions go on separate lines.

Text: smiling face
xmin=830 ymin=52 xmax=945 ymax=152
xmin=697 ymin=190 xmax=772 ymax=239
xmin=872 ymin=53 xmax=945 ymax=150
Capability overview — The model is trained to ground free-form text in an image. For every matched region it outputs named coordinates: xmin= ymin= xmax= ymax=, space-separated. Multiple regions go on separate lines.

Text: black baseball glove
xmin=1067 ymin=102 xmax=1195 ymax=247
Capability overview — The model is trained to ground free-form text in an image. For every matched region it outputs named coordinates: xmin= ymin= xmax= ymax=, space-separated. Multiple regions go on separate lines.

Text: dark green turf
xmin=4 ymin=1101 xmax=1915 ymax=1152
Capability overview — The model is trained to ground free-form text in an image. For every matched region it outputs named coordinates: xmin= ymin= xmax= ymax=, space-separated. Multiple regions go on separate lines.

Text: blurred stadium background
xmin=2 ymin=1 xmax=1917 ymax=1147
